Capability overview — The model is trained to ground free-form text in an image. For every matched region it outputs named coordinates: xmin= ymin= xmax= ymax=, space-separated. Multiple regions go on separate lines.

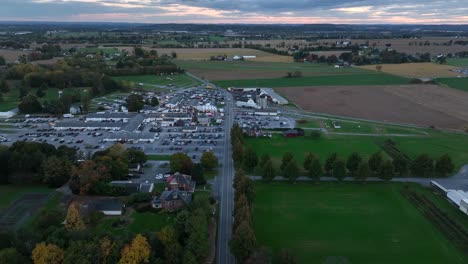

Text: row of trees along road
xmin=169 ymin=151 xmax=219 ymax=185
xmin=256 ymin=150 xmax=454 ymax=182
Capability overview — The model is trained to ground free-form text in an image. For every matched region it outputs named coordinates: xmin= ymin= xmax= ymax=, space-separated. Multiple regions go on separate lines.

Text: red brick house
xmin=152 ymin=190 xmax=192 ymax=212
xmin=166 ymin=173 xmax=195 ymax=192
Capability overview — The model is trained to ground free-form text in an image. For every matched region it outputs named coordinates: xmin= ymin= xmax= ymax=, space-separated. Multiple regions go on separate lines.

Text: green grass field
xmin=113 ymin=74 xmax=200 ymax=89
xmin=0 ymin=185 xmax=52 ymax=208
xmin=447 ymin=58 xmax=468 ymax=67
xmin=128 ymin=212 xmax=175 ymax=233
xmin=254 ymin=182 xmax=467 ymax=264
xmin=437 ymin=77 xmax=468 ymax=92
xmin=214 ymin=73 xmax=409 ymax=88
xmin=245 ymin=130 xmax=468 ymax=172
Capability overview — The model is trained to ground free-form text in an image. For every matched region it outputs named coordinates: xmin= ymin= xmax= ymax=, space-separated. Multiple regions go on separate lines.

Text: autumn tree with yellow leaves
xmin=65 ymin=203 xmax=86 ymax=231
xmin=32 ymin=242 xmax=64 ymax=264
xmin=119 ymin=234 xmax=151 ymax=264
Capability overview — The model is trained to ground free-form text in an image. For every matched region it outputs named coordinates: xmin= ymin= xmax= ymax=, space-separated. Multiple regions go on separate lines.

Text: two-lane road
xmin=216 ymin=91 xmax=236 ymax=264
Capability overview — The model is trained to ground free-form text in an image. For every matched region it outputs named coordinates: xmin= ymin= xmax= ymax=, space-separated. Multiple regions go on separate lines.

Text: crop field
xmin=113 ymin=74 xmax=200 ymax=89
xmin=358 ymin=63 xmax=460 ymax=78
xmin=320 ymin=38 xmax=468 ymax=55
xmin=216 ymin=73 xmax=409 ymax=88
xmin=0 ymin=49 xmax=30 ymax=63
xmin=437 ymin=77 xmax=468 ymax=92
xmin=254 ymin=182 xmax=468 ymax=264
xmin=278 ymin=85 xmax=468 ymax=129
xmin=116 ymin=47 xmax=293 ymax=63
xmin=447 ymin=58 xmax=468 ymax=67
xmin=177 ymin=60 xmax=372 ymax=81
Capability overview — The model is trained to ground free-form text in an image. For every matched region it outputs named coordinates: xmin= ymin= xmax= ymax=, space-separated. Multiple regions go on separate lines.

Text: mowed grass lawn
xmin=245 ymin=132 xmax=468 ymax=172
xmin=214 ymin=73 xmax=409 ymax=88
xmin=437 ymin=77 xmax=468 ymax=92
xmin=254 ymin=182 xmax=467 ymax=264
xmin=447 ymin=58 xmax=468 ymax=67
xmin=113 ymin=74 xmax=200 ymax=89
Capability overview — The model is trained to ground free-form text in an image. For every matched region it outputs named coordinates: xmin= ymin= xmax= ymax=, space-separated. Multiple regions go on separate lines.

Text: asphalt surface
xmin=216 ymin=90 xmax=235 ymax=264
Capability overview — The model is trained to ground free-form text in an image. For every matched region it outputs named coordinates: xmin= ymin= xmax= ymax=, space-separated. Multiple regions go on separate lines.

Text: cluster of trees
xmin=262 ymin=151 xmax=455 ymax=181
xmin=169 ymin=151 xmax=219 ymax=185
xmin=230 ymin=170 xmax=265 ymax=263
xmin=28 ymin=44 xmax=62 ymax=61
xmin=0 ymin=142 xmax=77 ymax=187
xmin=0 ymin=196 xmax=214 ymax=264
xmin=69 ymin=145 xmax=147 ymax=196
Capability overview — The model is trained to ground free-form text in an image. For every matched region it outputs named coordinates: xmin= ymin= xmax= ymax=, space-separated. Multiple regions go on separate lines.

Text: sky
xmin=1 ymin=0 xmax=467 ymax=24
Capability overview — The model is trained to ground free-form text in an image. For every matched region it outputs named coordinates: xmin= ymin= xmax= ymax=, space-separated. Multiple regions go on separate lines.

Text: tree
xmin=368 ymin=152 xmax=383 ymax=175
xmin=65 ymin=203 xmax=86 ymax=231
xmin=0 ymin=56 xmax=5 ymax=66
xmin=126 ymin=148 xmax=147 ymax=165
xmin=185 ymin=209 xmax=209 ymax=261
xmin=119 ymin=234 xmax=151 ymax=264
xmin=356 ymin=161 xmax=371 ymax=181
xmin=308 ymin=158 xmax=323 ymax=181
xmin=411 ymin=154 xmax=434 ymax=177
xmin=64 ymin=240 xmax=101 ymax=264
xmin=0 ymin=248 xmax=29 ymax=264
xmin=262 ymin=160 xmax=275 ymax=182
xmin=18 ymin=94 xmax=42 ymax=114
xmin=243 ymin=148 xmax=258 ymax=171
xmin=324 ymin=153 xmax=338 ymax=175
xmin=230 ymin=221 xmax=256 ymax=262
xmin=182 ymin=251 xmax=197 ymax=264
xmin=149 ymin=96 xmax=159 ymax=107
xmin=376 ymin=65 xmax=383 ymax=72
xmin=191 ymin=163 xmax=205 ymax=184
xmin=42 ymin=156 xmax=72 ymax=188
xmin=435 ymin=154 xmax=454 ymax=177
xmin=259 ymin=154 xmax=271 ymax=169
xmin=201 ymin=151 xmax=218 ymax=170
xmin=280 ymin=152 xmax=294 ymax=172
xmin=279 ymin=249 xmax=297 ymax=264
xmin=379 ymin=160 xmax=395 ymax=180
xmin=346 ymin=152 xmax=362 ymax=177
xmin=36 ymin=84 xmax=47 ymax=98
xmin=80 ymin=93 xmax=91 ymax=114
xmin=232 ymin=140 xmax=244 ymax=166
xmin=157 ymin=226 xmax=182 ymax=264
xmin=0 ymin=79 xmax=9 ymax=93
xmin=332 ymin=159 xmax=347 ymax=181
xmin=303 ymin=153 xmax=317 ymax=170
xmin=170 ymin=152 xmax=193 ymax=174
xmin=310 ymin=131 xmax=321 ymax=140
xmin=393 ymin=156 xmax=409 ymax=177
xmin=125 ymin=94 xmax=144 ymax=112
xmin=32 ymin=242 xmax=64 ymax=264
xmin=283 ymin=160 xmax=299 ymax=182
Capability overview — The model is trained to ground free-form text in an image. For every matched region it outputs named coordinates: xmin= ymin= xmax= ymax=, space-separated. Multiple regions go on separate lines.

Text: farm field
xmin=254 ymin=182 xmax=468 ymax=264
xmin=116 ymin=47 xmax=293 ymax=63
xmin=176 ymin=60 xmax=370 ymax=80
xmin=278 ymin=85 xmax=468 ymax=129
xmin=113 ymin=74 xmax=200 ymax=89
xmin=215 ymin=73 xmax=409 ymax=88
xmin=437 ymin=77 xmax=468 ymax=92
xmin=447 ymin=58 xmax=468 ymax=67
xmin=358 ymin=62 xmax=460 ymax=78
xmin=245 ymin=130 xmax=468 ymax=172
xmin=0 ymin=49 xmax=30 ymax=63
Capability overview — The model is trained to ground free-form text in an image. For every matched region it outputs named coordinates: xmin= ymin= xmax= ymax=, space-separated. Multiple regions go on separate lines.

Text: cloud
xmin=0 ymin=0 xmax=467 ymax=24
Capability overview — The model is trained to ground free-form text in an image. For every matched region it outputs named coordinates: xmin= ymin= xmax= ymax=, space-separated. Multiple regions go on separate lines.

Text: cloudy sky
xmin=1 ymin=0 xmax=467 ymax=24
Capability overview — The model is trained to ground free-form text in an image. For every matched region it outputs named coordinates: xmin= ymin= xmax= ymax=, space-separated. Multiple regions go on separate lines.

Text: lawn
xmin=254 ymin=182 xmax=467 ymax=264
xmin=323 ymin=120 xmax=375 ymax=133
xmin=447 ymin=58 xmax=468 ymax=67
xmin=128 ymin=212 xmax=175 ymax=233
xmin=437 ymin=77 xmax=468 ymax=92
xmin=245 ymin=131 xmax=468 ymax=172
xmin=0 ymin=185 xmax=52 ymax=208
xmin=113 ymin=74 xmax=200 ymax=89
xmin=214 ymin=73 xmax=409 ymax=88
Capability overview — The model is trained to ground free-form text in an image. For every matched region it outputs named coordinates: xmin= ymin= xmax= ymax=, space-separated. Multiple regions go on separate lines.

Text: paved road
xmin=250 ymin=165 xmax=468 ymax=191
xmin=216 ymin=90 xmax=235 ymax=264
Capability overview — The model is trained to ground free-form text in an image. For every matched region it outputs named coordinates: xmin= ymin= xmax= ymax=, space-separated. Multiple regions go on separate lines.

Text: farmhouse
xmin=152 ymin=190 xmax=192 ymax=212
xmin=166 ymin=173 xmax=196 ymax=192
